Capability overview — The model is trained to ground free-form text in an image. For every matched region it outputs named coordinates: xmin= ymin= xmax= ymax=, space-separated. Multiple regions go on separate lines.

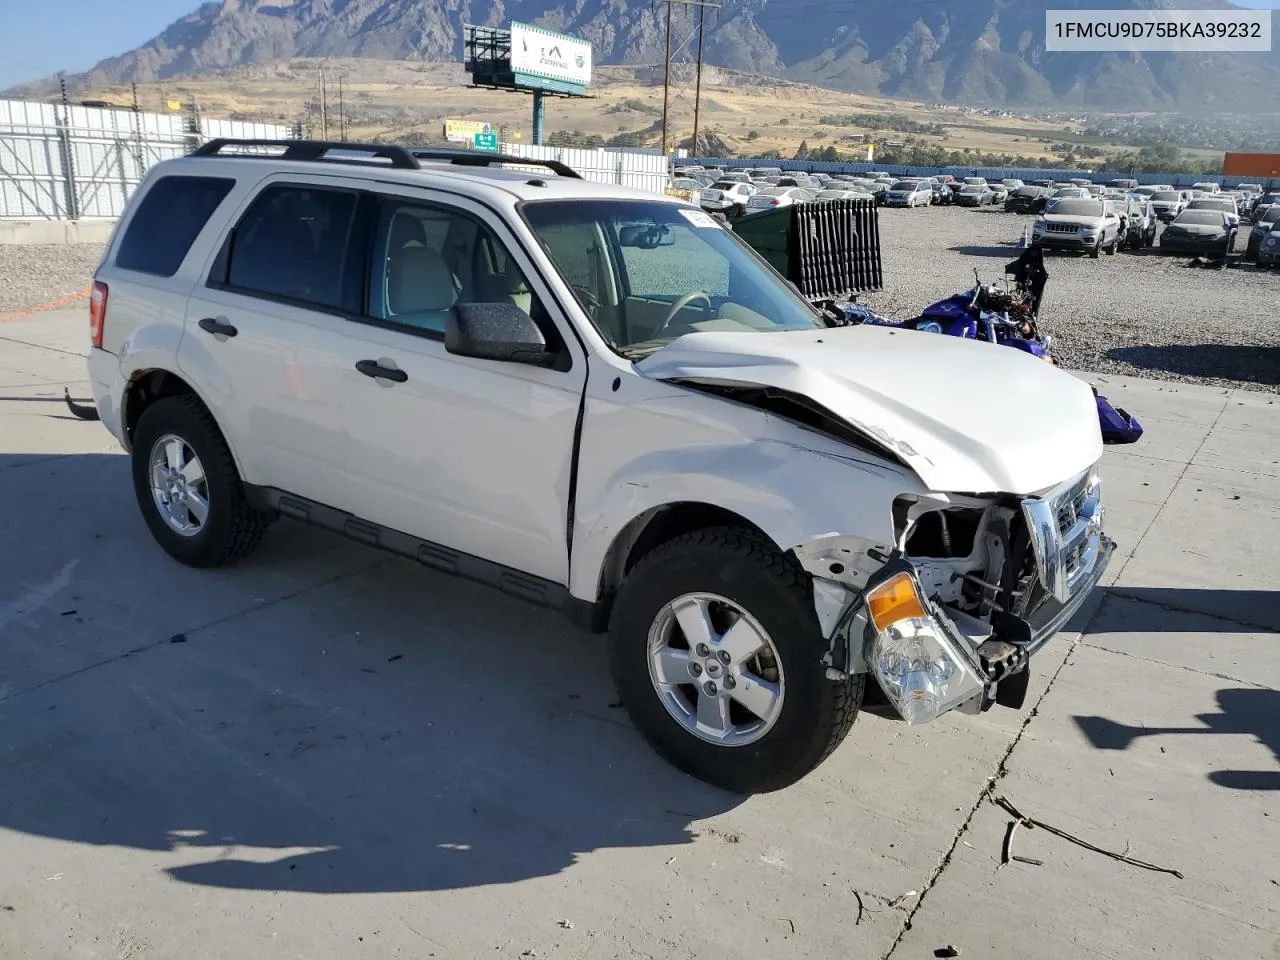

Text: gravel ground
xmin=0 ymin=243 xmax=104 ymax=316
xmin=860 ymin=205 xmax=1280 ymax=392
xmin=2 ymin=205 xmax=1276 ymax=390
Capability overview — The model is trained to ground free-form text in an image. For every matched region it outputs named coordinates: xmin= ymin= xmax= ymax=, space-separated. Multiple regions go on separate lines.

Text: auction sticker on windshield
xmin=679 ymin=209 xmax=722 ymax=229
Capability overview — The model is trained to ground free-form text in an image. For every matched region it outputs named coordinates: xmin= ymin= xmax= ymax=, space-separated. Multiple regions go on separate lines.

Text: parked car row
xmin=673 ymin=163 xmax=1280 ymax=264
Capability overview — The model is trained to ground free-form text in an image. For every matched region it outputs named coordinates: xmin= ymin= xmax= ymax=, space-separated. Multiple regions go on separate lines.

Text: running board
xmin=244 ymin=485 xmax=602 ymax=633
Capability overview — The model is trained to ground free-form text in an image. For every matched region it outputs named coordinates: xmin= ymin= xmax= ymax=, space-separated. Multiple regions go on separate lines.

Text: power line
xmin=657 ymin=0 xmax=720 ymax=156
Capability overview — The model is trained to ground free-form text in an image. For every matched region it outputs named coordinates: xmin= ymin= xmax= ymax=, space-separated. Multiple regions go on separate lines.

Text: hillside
xmin=6 ymin=0 xmax=1280 ymax=111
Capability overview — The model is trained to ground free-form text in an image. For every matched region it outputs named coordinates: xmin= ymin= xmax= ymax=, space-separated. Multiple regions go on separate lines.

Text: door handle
xmin=198 ymin=317 xmax=238 ymax=338
xmin=355 ymin=359 xmax=408 ymax=383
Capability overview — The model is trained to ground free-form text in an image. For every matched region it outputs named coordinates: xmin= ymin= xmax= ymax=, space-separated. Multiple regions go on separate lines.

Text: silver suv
xmin=1032 ymin=197 xmax=1123 ymax=257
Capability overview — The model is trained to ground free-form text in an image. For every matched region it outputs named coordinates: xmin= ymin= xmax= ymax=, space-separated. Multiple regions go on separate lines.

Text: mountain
xmin=7 ymin=0 xmax=1280 ymax=111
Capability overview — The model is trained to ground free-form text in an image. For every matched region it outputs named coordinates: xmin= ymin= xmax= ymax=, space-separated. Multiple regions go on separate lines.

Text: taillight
xmin=89 ymin=281 xmax=108 ymax=349
xmin=770 ymin=198 xmax=782 ymax=206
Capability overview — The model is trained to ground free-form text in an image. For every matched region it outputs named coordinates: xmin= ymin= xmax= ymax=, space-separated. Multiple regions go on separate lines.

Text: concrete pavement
xmin=1 ymin=309 xmax=1276 ymax=959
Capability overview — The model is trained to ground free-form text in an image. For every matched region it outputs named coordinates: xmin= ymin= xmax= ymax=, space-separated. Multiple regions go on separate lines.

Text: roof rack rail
xmin=408 ymin=148 xmax=582 ymax=180
xmin=191 ymin=139 xmax=420 ymax=170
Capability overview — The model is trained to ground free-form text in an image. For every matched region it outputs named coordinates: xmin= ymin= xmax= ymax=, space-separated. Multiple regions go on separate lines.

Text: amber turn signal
xmin=865 ymin=572 xmax=927 ymax=632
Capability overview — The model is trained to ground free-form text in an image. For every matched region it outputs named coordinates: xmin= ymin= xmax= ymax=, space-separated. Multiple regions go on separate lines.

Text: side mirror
xmin=445 ymin=302 xmax=556 ymax=367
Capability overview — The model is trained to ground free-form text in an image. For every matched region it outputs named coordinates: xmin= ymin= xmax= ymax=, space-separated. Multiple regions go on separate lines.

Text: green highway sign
xmin=473 ymin=132 xmax=499 ymax=151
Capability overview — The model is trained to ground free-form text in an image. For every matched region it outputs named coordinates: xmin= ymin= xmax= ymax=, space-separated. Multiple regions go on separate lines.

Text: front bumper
xmin=815 ymin=469 xmax=1113 ymax=724
xmin=87 ymin=347 xmax=128 ymax=449
xmin=1034 ymin=233 xmax=1098 ymax=250
xmin=1259 ymin=242 xmax=1280 ymax=265
xmin=1160 ymin=235 xmax=1230 ymax=255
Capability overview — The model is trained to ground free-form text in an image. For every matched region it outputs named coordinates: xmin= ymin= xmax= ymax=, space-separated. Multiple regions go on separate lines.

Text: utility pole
xmin=661 ymin=0 xmax=673 ymax=157
xmin=692 ymin=3 xmax=706 ymax=157
xmin=657 ymin=0 xmax=720 ymax=159
xmin=318 ymin=68 xmax=328 ymax=140
xmin=337 ymin=73 xmax=346 ymax=142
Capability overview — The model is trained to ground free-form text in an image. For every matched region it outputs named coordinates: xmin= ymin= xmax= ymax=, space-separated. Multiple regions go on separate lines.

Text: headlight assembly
xmin=864 ymin=570 xmax=986 ymax=725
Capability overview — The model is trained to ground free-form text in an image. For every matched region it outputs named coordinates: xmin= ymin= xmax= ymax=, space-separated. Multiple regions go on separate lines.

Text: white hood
xmin=636 ymin=327 xmax=1103 ymax=495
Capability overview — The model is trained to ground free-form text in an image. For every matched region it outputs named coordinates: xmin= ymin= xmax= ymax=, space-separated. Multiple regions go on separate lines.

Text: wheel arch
xmin=590 ymin=501 xmax=778 ymax=629
xmin=122 ymin=368 xmax=247 ymax=477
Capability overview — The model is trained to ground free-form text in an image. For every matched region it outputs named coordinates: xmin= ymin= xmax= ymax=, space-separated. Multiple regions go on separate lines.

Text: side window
xmin=371 ymin=200 xmax=547 ymax=337
xmin=226 ymin=184 xmax=358 ymax=311
xmin=116 ymin=175 xmax=234 ymax=277
xmin=617 ymin=220 xmax=730 ymax=300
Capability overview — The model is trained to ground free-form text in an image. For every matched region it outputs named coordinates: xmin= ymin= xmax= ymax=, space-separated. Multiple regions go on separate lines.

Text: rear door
xmin=180 ymin=176 xmax=368 ymax=507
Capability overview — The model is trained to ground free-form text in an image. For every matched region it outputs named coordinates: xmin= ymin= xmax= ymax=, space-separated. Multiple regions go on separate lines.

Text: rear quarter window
xmin=115 ymin=175 xmax=235 ymax=277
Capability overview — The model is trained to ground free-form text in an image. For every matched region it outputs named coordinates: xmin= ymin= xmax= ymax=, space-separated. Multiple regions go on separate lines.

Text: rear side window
xmin=115 ymin=175 xmax=234 ymax=277
xmin=225 ymin=185 xmax=358 ymax=311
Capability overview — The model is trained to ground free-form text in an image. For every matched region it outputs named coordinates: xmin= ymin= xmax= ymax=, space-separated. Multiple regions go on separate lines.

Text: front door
xmin=333 ymin=190 xmax=587 ymax=584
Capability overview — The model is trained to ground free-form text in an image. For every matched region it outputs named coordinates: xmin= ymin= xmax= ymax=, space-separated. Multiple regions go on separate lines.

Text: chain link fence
xmin=0 ymin=98 xmax=293 ymax=221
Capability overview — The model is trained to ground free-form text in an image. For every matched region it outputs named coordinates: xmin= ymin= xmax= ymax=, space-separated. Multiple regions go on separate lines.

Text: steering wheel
xmin=657 ymin=290 xmax=713 ymax=334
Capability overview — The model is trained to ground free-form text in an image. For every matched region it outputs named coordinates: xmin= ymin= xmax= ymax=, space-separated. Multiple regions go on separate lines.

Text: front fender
xmin=568 ymin=436 xmax=918 ymax=603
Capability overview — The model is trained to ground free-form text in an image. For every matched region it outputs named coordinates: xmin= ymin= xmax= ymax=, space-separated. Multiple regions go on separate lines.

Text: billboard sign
xmin=444 ymin=119 xmax=492 ymax=144
xmin=510 ymin=22 xmax=592 ymax=88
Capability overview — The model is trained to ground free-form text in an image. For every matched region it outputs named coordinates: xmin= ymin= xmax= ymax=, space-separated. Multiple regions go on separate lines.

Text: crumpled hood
xmin=636 ymin=327 xmax=1103 ymax=495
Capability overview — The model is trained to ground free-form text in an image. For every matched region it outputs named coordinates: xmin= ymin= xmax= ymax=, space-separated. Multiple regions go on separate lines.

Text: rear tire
xmin=131 ymin=394 xmax=271 ymax=568
xmin=609 ymin=527 xmax=862 ymax=794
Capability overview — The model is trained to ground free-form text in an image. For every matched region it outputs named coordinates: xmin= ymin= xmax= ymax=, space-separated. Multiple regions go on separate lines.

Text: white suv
xmin=86 ymin=139 xmax=1113 ymax=793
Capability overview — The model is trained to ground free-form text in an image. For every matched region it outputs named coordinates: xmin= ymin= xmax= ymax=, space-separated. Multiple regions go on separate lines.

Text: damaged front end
xmin=795 ymin=468 xmax=1114 ymax=724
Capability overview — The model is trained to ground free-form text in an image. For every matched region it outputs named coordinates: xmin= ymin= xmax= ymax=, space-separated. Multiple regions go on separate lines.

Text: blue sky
xmin=0 ymin=0 xmax=198 ymax=89
xmin=1 ymin=0 xmax=1278 ymax=90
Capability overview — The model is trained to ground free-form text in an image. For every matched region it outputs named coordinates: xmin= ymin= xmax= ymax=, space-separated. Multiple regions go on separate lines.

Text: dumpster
xmin=732 ymin=198 xmax=883 ymax=302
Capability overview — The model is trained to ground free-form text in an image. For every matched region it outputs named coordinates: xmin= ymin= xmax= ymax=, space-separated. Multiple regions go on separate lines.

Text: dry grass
xmin=72 ymin=57 xmax=1127 ymax=161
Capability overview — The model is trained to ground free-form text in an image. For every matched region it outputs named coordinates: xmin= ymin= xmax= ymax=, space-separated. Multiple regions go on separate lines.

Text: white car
xmin=884 ymin=180 xmax=932 ymax=207
xmin=745 ymin=186 xmax=816 ymax=210
xmin=1186 ymin=196 xmax=1239 ymax=230
xmin=1149 ymin=190 xmax=1187 ymax=222
xmin=700 ymin=181 xmax=758 ymax=217
xmin=85 ymin=139 xmax=1113 ymax=794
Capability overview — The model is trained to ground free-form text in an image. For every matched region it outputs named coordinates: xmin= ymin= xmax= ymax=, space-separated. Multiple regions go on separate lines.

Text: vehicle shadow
xmin=1104 ymin=587 xmax=1280 ymax=633
xmin=1104 ymin=344 xmax=1280 ymax=388
xmin=0 ymin=452 xmax=743 ymax=895
xmin=949 ymin=244 xmax=1025 ymax=258
xmin=1074 ymin=688 xmax=1280 ymax=791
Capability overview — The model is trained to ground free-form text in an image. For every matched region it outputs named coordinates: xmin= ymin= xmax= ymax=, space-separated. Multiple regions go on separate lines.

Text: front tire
xmin=131 ymin=394 xmax=271 ymax=568
xmin=609 ymin=527 xmax=862 ymax=794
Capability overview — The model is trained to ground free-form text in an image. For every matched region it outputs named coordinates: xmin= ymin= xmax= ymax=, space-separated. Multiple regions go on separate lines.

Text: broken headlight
xmin=864 ymin=569 xmax=985 ymax=725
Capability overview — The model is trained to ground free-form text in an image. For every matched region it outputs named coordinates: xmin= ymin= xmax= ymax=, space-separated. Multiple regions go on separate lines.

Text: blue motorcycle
xmin=837 ymin=248 xmax=1143 ymax=444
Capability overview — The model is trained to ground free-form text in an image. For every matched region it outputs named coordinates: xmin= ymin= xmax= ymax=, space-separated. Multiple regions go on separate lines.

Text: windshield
xmin=960 ymin=185 xmax=983 ymax=194
xmin=1190 ymin=199 xmax=1232 ymax=211
xmin=1174 ymin=210 xmax=1224 ymax=226
xmin=891 ymin=181 xmax=917 ymax=190
xmin=1152 ymin=192 xmax=1180 ymax=201
xmin=521 ymin=199 xmax=823 ymax=359
xmin=1014 ymin=187 xmax=1039 ymax=197
xmin=1050 ymin=199 xmax=1104 ymax=217
xmin=1261 ymin=207 xmax=1280 ymax=224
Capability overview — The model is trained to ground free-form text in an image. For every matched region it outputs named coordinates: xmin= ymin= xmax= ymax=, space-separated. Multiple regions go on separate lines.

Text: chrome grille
xmin=1045 ymin=223 xmax=1078 ymax=234
xmin=1022 ymin=470 xmax=1105 ymax=604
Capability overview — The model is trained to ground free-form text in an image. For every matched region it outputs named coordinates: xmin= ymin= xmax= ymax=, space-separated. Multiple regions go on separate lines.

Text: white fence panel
xmin=500 ymin=142 xmax=668 ymax=195
xmin=0 ymin=98 xmax=291 ymax=220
